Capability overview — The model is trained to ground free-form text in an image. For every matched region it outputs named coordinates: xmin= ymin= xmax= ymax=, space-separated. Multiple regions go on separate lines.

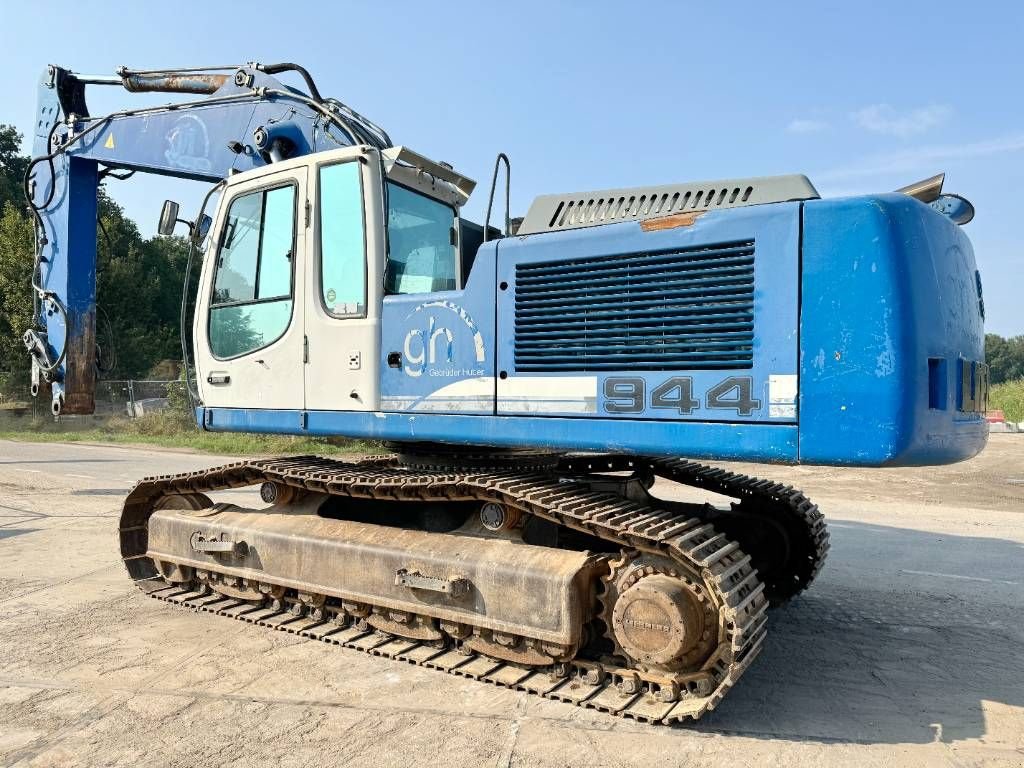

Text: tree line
xmin=0 ymin=124 xmax=190 ymax=397
xmin=986 ymin=333 xmax=1024 ymax=385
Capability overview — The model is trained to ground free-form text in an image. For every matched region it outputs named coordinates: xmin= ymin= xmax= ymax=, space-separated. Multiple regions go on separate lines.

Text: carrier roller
xmin=119 ymin=454 xmax=828 ymax=723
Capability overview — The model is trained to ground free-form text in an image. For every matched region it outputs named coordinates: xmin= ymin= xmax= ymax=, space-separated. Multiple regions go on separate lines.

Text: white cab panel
xmin=194 ymin=165 xmax=308 ymax=411
xmin=304 ymin=148 xmax=383 ymax=412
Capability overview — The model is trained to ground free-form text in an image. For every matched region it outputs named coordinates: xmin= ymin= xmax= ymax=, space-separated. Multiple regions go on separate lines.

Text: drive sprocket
xmin=599 ymin=552 xmax=720 ymax=674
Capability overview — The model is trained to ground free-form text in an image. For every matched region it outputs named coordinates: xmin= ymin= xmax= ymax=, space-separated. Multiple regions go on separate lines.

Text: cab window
xmin=385 ymin=183 xmax=458 ymax=294
xmin=209 ymin=184 xmax=296 ymax=359
xmin=319 ymin=162 xmax=366 ymax=316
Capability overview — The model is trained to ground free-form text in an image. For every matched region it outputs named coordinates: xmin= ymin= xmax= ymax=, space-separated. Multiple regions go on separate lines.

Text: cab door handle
xmin=206 ymin=372 xmax=231 ymax=385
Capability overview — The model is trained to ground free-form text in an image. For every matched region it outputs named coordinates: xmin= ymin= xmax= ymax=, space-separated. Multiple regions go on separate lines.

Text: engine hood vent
xmin=518 ymin=174 xmax=817 ymax=235
xmin=513 ymin=240 xmax=756 ymax=372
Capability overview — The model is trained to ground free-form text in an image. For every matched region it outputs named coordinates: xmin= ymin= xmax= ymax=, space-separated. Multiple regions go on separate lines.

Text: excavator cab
xmin=187 ymin=144 xmax=477 ymax=417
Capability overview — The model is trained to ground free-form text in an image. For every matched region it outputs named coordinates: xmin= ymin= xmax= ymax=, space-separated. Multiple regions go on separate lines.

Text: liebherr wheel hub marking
xmin=612 ymin=575 xmax=705 ymax=667
xmin=601 ymin=555 xmax=719 ymax=673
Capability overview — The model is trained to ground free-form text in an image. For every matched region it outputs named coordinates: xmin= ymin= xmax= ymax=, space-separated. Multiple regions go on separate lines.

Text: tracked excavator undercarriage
xmin=119 ymin=452 xmax=828 ymax=724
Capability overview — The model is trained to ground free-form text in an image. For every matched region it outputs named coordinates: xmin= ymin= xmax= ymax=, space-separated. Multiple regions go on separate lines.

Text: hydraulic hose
xmin=258 ymin=62 xmax=324 ymax=103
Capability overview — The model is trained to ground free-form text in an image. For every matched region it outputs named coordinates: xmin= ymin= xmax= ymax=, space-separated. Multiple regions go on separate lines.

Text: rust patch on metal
xmin=640 ymin=211 xmax=704 ymax=232
xmin=146 ymin=498 xmax=595 ymax=647
xmin=122 ymin=73 xmax=229 ymax=95
xmin=64 ymin=307 xmax=96 ymax=415
xmin=368 ymin=612 xmax=444 ymax=642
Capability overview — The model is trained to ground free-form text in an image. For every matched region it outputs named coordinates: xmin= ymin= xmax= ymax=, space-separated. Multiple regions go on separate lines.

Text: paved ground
xmin=0 ymin=437 xmax=1022 ymax=767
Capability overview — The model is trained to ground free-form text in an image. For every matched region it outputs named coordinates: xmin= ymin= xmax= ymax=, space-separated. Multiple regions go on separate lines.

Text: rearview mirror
xmin=192 ymin=214 xmax=213 ymax=245
xmin=158 ymin=200 xmax=180 ymax=236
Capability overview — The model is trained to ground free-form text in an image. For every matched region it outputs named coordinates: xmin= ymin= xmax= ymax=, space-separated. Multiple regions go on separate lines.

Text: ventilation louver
xmin=513 ymin=241 xmax=756 ymax=372
xmin=517 ymin=174 xmax=817 ymax=235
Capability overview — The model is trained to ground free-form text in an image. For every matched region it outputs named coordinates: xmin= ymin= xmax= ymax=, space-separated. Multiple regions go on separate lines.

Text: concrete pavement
xmin=0 ymin=438 xmax=1022 ymax=767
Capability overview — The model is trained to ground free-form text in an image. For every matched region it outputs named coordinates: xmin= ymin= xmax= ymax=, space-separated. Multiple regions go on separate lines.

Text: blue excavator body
xmin=24 ymin=63 xmax=988 ymax=467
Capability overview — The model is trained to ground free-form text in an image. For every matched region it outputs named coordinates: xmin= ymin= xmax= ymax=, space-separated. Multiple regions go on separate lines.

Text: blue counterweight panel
xmin=799 ymin=194 xmax=988 ymax=465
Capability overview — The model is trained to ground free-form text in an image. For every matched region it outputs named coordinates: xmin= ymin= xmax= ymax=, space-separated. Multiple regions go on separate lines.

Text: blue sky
xmin=3 ymin=1 xmax=1021 ymax=334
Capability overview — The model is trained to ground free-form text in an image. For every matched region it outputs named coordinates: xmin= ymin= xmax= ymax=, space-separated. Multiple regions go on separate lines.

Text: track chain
xmin=120 ymin=455 xmax=779 ymax=724
xmin=558 ymin=455 xmax=830 ymax=603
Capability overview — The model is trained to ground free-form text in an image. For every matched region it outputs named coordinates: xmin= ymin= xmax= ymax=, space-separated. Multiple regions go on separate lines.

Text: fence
xmin=95 ymin=379 xmax=186 ymax=418
xmin=0 ymin=377 xmax=185 ymax=419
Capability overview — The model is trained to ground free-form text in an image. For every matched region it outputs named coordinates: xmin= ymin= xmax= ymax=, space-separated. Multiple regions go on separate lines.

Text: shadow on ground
xmin=0 ymin=459 xmax=122 ymax=464
xmin=0 ymin=529 xmax=38 ymax=541
xmin=699 ymin=519 xmax=1024 ymax=745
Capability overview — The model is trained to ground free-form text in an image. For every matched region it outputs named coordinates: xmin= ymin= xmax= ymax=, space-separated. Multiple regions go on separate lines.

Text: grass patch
xmin=990 ymin=378 xmax=1024 ymax=422
xmin=0 ymin=411 xmax=380 ymax=456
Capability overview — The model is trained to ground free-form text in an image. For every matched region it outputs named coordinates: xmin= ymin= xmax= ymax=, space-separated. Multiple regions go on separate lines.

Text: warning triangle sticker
xmin=104 ymin=134 xmax=115 ymax=149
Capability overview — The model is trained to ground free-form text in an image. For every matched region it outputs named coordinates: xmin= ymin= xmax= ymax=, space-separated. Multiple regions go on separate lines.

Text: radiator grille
xmin=513 ymin=240 xmax=755 ymax=372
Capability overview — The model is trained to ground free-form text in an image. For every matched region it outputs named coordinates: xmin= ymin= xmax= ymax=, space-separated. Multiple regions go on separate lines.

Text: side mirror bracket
xmin=160 ymin=200 xmax=214 ymax=242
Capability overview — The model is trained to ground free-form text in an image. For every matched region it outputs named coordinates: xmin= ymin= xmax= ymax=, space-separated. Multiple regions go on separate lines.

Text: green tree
xmin=985 ymin=333 xmax=1024 ymax=385
xmin=94 ymin=189 xmax=191 ymax=378
xmin=0 ymin=125 xmax=29 ymax=214
xmin=0 ymin=202 xmax=34 ymax=394
xmin=990 ymin=380 xmax=1024 ymax=422
xmin=208 ymin=304 xmax=263 ymax=359
xmin=0 ymin=125 xmax=33 ymax=398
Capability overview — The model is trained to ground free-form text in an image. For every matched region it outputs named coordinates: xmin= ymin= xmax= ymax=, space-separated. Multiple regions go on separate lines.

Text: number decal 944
xmin=602 ymin=376 xmax=763 ymax=417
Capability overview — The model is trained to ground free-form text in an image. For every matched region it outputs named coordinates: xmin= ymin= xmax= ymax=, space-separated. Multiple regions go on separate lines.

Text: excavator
xmin=22 ymin=62 xmax=988 ymax=724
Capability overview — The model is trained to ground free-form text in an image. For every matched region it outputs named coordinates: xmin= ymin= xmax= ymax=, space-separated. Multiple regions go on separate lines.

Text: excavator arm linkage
xmin=24 ymin=62 xmax=386 ymax=414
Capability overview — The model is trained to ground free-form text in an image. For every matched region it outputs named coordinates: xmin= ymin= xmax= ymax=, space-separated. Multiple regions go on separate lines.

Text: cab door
xmin=194 ymin=165 xmax=307 ymax=411
xmin=304 ymin=148 xmax=383 ymax=411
